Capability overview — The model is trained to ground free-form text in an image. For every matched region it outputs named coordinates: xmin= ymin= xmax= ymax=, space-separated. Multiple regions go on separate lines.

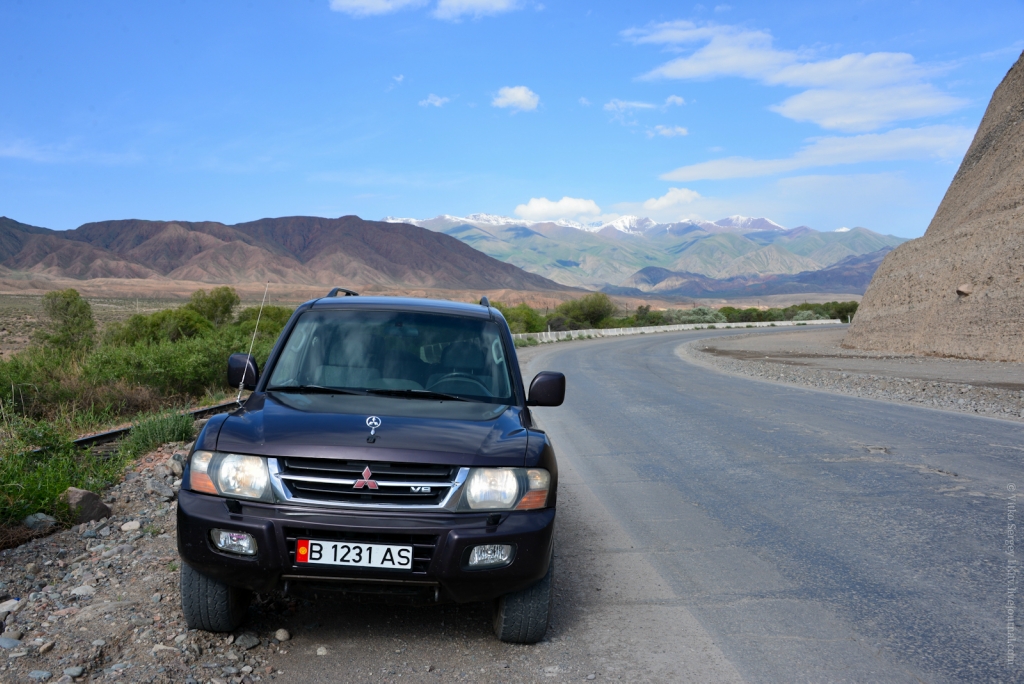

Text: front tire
xmin=492 ymin=562 xmax=552 ymax=644
xmin=180 ymin=562 xmax=251 ymax=632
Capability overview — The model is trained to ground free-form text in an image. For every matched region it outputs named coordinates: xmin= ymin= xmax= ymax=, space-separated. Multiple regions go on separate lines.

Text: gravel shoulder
xmin=680 ymin=326 xmax=1024 ymax=421
xmin=0 ymin=442 xmax=288 ymax=684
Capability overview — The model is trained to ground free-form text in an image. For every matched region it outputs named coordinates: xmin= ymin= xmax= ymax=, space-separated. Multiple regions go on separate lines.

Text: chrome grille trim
xmin=268 ymin=458 xmax=469 ymax=511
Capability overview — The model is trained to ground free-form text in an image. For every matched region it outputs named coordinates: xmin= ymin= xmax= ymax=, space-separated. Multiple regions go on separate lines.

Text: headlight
xmin=465 ymin=468 xmax=519 ymax=509
xmin=461 ymin=468 xmax=550 ymax=511
xmin=216 ymin=454 xmax=269 ymax=499
xmin=188 ymin=451 xmax=271 ymax=501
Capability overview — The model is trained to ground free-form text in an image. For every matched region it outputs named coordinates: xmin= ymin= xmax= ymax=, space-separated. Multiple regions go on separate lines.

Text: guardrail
xmin=511 ymin=318 xmax=842 ymax=344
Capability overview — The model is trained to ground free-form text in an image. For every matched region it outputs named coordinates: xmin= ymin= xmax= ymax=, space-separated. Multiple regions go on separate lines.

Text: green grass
xmin=0 ymin=409 xmax=195 ymax=526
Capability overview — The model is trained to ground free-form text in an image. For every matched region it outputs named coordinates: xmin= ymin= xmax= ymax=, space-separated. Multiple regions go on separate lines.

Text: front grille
xmin=283 ymin=527 xmax=438 ymax=575
xmin=276 ymin=458 xmax=460 ymax=506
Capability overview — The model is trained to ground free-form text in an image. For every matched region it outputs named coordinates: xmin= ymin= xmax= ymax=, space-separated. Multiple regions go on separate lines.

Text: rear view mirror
xmin=228 ymin=353 xmax=260 ymax=390
xmin=527 ymin=371 xmax=565 ymax=407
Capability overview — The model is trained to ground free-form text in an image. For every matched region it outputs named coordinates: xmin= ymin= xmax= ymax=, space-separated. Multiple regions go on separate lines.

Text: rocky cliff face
xmin=843 ymin=51 xmax=1024 ymax=361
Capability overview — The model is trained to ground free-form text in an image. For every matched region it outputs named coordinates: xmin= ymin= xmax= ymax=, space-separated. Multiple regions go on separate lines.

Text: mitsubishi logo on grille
xmin=353 ymin=466 xmax=379 ymax=490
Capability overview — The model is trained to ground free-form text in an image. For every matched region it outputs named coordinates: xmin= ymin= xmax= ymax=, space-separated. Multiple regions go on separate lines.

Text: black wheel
xmin=180 ymin=562 xmax=251 ymax=632
xmin=492 ymin=561 xmax=552 ymax=644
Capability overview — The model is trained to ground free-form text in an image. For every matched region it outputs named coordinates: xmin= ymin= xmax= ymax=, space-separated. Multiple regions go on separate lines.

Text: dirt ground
xmin=681 ymin=326 xmax=1024 ymax=421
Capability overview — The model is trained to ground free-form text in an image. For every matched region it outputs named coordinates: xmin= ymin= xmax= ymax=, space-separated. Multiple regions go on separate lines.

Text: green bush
xmin=118 ymin=411 xmax=196 ymax=460
xmin=553 ymin=293 xmax=617 ymax=329
xmin=493 ymin=303 xmax=547 ymax=334
xmin=184 ymin=286 xmax=241 ymax=325
xmin=104 ymin=308 xmax=214 ymax=346
xmin=36 ymin=289 xmax=96 ymax=353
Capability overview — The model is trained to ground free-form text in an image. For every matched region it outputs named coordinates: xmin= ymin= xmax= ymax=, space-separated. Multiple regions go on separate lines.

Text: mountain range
xmin=384 ymin=213 xmax=907 ymax=291
xmin=0 ymin=215 xmax=571 ymax=292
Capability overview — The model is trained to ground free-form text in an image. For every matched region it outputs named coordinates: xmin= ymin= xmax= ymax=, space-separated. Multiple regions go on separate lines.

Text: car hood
xmin=214 ymin=392 xmax=529 ymax=466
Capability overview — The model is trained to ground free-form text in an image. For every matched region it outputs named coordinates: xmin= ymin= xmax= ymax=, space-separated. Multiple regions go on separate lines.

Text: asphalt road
xmin=273 ymin=329 xmax=1021 ymax=683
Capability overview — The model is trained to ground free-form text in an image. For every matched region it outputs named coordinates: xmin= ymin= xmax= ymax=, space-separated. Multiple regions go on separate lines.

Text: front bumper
xmin=176 ymin=489 xmax=555 ymax=604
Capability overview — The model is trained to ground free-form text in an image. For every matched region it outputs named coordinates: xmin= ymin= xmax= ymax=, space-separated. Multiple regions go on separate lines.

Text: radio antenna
xmin=238 ymin=281 xmax=270 ymax=405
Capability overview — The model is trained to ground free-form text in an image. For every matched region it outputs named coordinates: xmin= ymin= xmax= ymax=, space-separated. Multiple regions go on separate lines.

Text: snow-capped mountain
xmin=713 ymin=215 xmax=786 ymax=232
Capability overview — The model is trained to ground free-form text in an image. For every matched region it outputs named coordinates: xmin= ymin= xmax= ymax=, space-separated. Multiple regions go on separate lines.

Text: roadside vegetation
xmin=495 ymin=293 xmax=859 ymax=334
xmin=0 ymin=286 xmax=289 ymax=526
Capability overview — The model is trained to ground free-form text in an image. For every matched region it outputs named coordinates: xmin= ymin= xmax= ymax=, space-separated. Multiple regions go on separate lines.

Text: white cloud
xmin=660 ymin=124 xmax=974 ymax=181
xmin=514 ymin=196 xmax=601 ymax=221
xmin=492 ymin=86 xmax=539 ymax=111
xmin=714 ymin=4 xmax=731 ymax=11
xmin=650 ymin=125 xmax=688 ymax=137
xmin=393 ymin=75 xmax=404 ymax=83
xmin=665 ymin=95 xmax=685 ymax=106
xmin=434 ymin=0 xmax=519 ymax=20
xmin=329 ymin=0 xmax=425 ymax=16
xmin=579 ymin=97 xmax=592 ymax=106
xmin=419 ymin=94 xmax=450 ymax=107
xmin=643 ymin=187 xmax=701 ymax=211
xmin=623 ymin=21 xmax=965 ymax=131
xmin=604 ymin=99 xmax=655 ymax=112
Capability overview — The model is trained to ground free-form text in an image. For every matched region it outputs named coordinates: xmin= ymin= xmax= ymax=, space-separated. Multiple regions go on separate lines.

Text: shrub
xmin=104 ymin=308 xmax=214 ymax=346
xmin=493 ymin=303 xmax=546 ymax=334
xmin=554 ymin=293 xmax=617 ymax=329
xmin=184 ymin=286 xmax=241 ymax=325
xmin=36 ymin=289 xmax=95 ymax=353
xmin=665 ymin=307 xmax=726 ymax=325
xmin=118 ymin=411 xmax=196 ymax=460
xmin=793 ymin=310 xmax=825 ymax=321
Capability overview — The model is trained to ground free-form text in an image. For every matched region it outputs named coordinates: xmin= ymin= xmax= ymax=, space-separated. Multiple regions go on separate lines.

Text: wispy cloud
xmin=579 ymin=97 xmax=592 ymax=106
xmin=649 ymin=125 xmax=688 ymax=138
xmin=665 ymin=95 xmax=685 ymax=106
xmin=0 ymin=138 xmax=142 ymax=165
xmin=623 ymin=21 xmax=966 ymax=131
xmin=660 ymin=124 xmax=974 ymax=181
xmin=604 ymin=99 xmax=656 ymax=113
xmin=434 ymin=0 xmax=519 ymax=20
xmin=419 ymin=93 xmax=450 ymax=107
xmin=329 ymin=0 xmax=426 ymax=16
xmin=492 ymin=86 xmax=539 ymax=111
xmin=514 ymin=196 xmax=600 ymax=220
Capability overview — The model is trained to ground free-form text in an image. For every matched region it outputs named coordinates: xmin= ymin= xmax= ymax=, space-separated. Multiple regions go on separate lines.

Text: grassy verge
xmin=0 ymin=410 xmax=196 ymax=527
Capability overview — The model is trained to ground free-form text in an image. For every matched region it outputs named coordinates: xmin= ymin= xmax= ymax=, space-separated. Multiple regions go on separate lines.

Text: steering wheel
xmin=427 ymin=373 xmax=494 ymax=397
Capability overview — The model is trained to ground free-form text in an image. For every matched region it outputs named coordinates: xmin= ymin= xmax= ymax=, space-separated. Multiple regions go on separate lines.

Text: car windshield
xmin=266 ymin=309 xmax=515 ymax=404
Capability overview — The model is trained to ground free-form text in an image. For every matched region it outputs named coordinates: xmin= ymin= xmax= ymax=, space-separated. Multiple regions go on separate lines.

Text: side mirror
xmin=228 ymin=353 xmax=260 ymax=390
xmin=527 ymin=371 xmax=565 ymax=407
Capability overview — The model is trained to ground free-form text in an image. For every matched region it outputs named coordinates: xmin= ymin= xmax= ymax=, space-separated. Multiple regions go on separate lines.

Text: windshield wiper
xmin=266 ymin=385 xmax=367 ymax=395
xmin=363 ymin=388 xmax=472 ymax=402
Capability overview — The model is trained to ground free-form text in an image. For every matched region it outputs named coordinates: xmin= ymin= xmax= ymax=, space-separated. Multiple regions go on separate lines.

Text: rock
xmin=25 ymin=561 xmax=39 ymax=574
xmin=844 ymin=51 xmax=1024 ymax=362
xmin=0 ymin=637 xmax=22 ymax=649
xmin=316 ymin=646 xmax=327 ymax=656
xmin=39 ymin=641 xmax=55 ymax=653
xmin=234 ymin=633 xmax=260 ymax=650
xmin=27 ymin=671 xmax=51 ymax=681
xmin=121 ymin=520 xmax=141 ymax=532
xmin=152 ymin=593 xmax=162 ymax=603
xmin=0 ymin=598 xmax=24 ymax=614
xmin=70 ymin=585 xmax=95 ymax=597
xmin=3 ymin=630 xmax=24 ymax=640
xmin=152 ymin=644 xmax=178 ymax=654
xmin=63 ymin=667 xmax=85 ymax=677
xmin=154 ymin=465 xmax=172 ymax=479
xmin=174 ymin=634 xmax=188 ymax=645
xmin=23 ymin=513 xmax=57 ymax=531
xmin=274 ymin=628 xmax=290 ymax=642
xmin=146 ymin=479 xmax=175 ymax=500
xmin=170 ymin=460 xmax=184 ymax=477
xmin=92 ymin=639 xmax=105 ymax=646
xmin=130 ymin=616 xmax=154 ymax=627
xmin=61 ymin=488 xmax=112 ymax=524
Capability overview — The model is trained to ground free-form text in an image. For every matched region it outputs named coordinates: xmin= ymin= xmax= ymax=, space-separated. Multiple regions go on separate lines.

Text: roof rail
xmin=479 ymin=296 xmax=490 ymax=307
xmin=327 ymin=287 xmax=360 ymax=297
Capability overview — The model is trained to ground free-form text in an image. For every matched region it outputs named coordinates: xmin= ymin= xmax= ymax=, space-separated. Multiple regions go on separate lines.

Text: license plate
xmin=295 ymin=539 xmax=413 ymax=570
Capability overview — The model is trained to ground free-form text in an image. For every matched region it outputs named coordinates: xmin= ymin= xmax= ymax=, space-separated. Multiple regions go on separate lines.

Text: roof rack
xmin=479 ymin=296 xmax=490 ymax=307
xmin=327 ymin=287 xmax=360 ymax=297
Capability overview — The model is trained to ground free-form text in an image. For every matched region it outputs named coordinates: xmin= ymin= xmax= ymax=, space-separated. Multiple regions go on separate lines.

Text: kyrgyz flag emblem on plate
xmin=296 ymin=539 xmax=309 ymax=563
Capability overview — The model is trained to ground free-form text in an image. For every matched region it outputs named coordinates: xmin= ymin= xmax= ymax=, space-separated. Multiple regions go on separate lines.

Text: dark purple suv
xmin=176 ymin=294 xmax=564 ymax=643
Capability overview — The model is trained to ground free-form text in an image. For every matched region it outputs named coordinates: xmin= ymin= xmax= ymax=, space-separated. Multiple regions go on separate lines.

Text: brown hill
xmin=0 ymin=215 xmax=573 ymax=292
xmin=843 ymin=51 xmax=1024 ymax=361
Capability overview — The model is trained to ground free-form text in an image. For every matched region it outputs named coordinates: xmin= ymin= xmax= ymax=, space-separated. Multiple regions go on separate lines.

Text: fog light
xmin=210 ymin=529 xmax=257 ymax=556
xmin=468 ymin=544 xmax=513 ymax=568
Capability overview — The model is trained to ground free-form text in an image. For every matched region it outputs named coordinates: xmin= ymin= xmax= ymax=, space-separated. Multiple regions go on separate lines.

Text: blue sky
xmin=1 ymin=1 xmax=1021 ymax=237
